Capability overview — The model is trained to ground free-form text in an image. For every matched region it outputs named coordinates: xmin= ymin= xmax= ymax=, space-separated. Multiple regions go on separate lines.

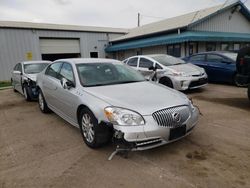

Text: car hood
xmin=84 ymin=81 xmax=189 ymax=115
xmin=166 ymin=63 xmax=203 ymax=76
xmin=24 ymin=74 xmax=37 ymax=82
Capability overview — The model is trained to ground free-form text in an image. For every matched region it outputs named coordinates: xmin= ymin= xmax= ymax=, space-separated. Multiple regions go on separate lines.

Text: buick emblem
xmin=172 ymin=112 xmax=181 ymax=123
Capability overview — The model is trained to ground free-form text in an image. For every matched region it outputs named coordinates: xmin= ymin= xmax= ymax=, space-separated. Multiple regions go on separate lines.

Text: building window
xmin=221 ymin=43 xmax=229 ymax=51
xmin=206 ymin=42 xmax=216 ymax=51
xmin=234 ymin=43 xmax=240 ymax=51
xmin=188 ymin=42 xmax=198 ymax=55
xmin=167 ymin=44 xmax=181 ymax=57
xmin=90 ymin=52 xmax=98 ymax=58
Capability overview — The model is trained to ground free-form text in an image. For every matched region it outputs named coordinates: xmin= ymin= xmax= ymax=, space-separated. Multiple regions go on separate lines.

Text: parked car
xmin=235 ymin=47 xmax=250 ymax=100
xmin=36 ymin=58 xmax=199 ymax=150
xmin=11 ymin=61 xmax=51 ymax=101
xmin=184 ymin=51 xmax=239 ymax=85
xmin=123 ymin=54 xmax=207 ymax=91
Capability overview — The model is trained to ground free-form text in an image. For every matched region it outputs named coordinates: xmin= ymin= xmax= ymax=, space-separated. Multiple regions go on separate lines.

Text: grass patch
xmin=0 ymin=81 xmax=12 ymax=88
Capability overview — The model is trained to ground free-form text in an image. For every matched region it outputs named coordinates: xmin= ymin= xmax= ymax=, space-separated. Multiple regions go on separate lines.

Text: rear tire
xmin=233 ymin=74 xmax=245 ymax=87
xmin=38 ymin=90 xmax=51 ymax=113
xmin=11 ymin=79 xmax=17 ymax=92
xmin=159 ymin=77 xmax=173 ymax=88
xmin=79 ymin=108 xmax=111 ymax=148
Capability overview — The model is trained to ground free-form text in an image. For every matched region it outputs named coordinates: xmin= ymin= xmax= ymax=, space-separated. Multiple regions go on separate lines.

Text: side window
xmin=17 ymin=63 xmax=22 ymax=72
xmin=58 ymin=63 xmax=75 ymax=83
xmin=45 ymin=62 xmax=63 ymax=79
xmin=207 ymin=54 xmax=224 ymax=63
xmin=14 ymin=64 xmax=19 ymax=71
xmin=127 ymin=58 xmax=138 ymax=67
xmin=155 ymin=63 xmax=163 ymax=69
xmin=123 ymin=59 xmax=128 ymax=64
xmin=189 ymin=55 xmax=205 ymax=62
xmin=139 ymin=58 xmax=154 ymax=68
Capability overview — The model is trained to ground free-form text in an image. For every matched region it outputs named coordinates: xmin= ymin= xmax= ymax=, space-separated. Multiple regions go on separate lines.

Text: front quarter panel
xmin=77 ymin=88 xmax=111 ymax=124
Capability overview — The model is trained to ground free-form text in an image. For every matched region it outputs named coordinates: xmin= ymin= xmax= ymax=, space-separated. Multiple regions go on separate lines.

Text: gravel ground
xmin=0 ymin=84 xmax=250 ymax=188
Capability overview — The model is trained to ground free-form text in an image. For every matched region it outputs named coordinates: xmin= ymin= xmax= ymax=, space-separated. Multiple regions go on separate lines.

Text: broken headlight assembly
xmin=104 ymin=107 xmax=145 ymax=126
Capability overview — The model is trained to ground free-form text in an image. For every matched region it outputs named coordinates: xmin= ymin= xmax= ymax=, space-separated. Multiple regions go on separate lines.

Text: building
xmin=0 ymin=21 xmax=127 ymax=81
xmin=106 ymin=1 xmax=250 ymax=60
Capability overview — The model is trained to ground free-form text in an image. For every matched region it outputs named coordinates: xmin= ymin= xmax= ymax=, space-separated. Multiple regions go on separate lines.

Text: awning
xmin=105 ymin=31 xmax=250 ymax=52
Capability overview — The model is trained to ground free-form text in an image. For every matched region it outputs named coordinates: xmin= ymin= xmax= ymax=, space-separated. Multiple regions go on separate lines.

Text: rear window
xmin=24 ymin=63 xmax=49 ymax=74
xmin=222 ymin=53 xmax=237 ymax=62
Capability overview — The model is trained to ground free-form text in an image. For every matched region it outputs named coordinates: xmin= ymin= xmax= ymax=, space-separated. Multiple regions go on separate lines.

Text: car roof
xmin=190 ymin=51 xmax=237 ymax=56
xmin=54 ymin=58 xmax=121 ymax=64
xmin=22 ymin=60 xmax=52 ymax=65
xmin=126 ymin=54 xmax=175 ymax=59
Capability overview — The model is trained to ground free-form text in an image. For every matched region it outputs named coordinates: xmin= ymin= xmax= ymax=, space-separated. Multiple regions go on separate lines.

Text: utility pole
xmin=137 ymin=13 xmax=140 ymax=27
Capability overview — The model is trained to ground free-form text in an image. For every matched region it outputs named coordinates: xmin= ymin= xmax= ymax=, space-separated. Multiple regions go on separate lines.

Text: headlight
xmin=169 ymin=70 xmax=185 ymax=76
xmin=104 ymin=107 xmax=145 ymax=126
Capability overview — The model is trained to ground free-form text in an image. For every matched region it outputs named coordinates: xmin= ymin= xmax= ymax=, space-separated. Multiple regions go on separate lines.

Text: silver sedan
xmin=36 ymin=58 xmax=199 ymax=150
xmin=11 ymin=61 xmax=51 ymax=101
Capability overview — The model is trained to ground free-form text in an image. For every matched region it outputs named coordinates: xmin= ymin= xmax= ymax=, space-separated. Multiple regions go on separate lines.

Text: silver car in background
xmin=124 ymin=54 xmax=208 ymax=91
xmin=11 ymin=61 xmax=51 ymax=101
xmin=36 ymin=58 xmax=199 ymax=150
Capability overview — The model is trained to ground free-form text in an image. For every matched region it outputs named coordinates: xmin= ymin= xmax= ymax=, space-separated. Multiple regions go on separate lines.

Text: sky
xmin=0 ymin=0 xmax=249 ymax=28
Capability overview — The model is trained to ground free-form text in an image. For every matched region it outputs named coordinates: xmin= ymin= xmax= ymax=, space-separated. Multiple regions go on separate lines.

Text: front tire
xmin=159 ymin=77 xmax=174 ymax=88
xmin=38 ymin=90 xmax=51 ymax=113
xmin=23 ymin=85 xmax=32 ymax=101
xmin=79 ymin=108 xmax=110 ymax=148
xmin=11 ymin=79 xmax=17 ymax=92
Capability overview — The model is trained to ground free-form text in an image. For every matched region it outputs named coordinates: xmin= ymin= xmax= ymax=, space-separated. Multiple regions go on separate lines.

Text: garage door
xmin=40 ymin=38 xmax=80 ymax=54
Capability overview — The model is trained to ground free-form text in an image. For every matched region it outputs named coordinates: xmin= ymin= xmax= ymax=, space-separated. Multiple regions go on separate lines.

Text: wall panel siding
xmin=190 ymin=9 xmax=250 ymax=33
xmin=0 ymin=28 xmax=124 ymax=80
xmin=141 ymin=45 xmax=166 ymax=55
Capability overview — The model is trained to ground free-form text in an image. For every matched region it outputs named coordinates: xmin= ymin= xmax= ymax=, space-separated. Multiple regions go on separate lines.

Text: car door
xmin=126 ymin=57 xmax=139 ymax=70
xmin=138 ymin=57 xmax=154 ymax=79
xmin=42 ymin=62 xmax=63 ymax=108
xmin=52 ymin=62 xmax=79 ymax=124
xmin=13 ymin=63 xmax=23 ymax=93
xmin=206 ymin=54 xmax=233 ymax=82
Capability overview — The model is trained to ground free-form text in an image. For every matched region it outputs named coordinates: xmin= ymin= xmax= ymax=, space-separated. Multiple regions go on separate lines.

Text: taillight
xmin=240 ymin=58 xmax=245 ymax=65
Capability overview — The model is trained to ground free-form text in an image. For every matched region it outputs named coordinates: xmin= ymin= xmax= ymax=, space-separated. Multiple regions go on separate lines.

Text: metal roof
xmin=111 ymin=0 xmax=249 ymax=42
xmin=0 ymin=21 xmax=128 ymax=34
xmin=106 ymin=31 xmax=250 ymax=52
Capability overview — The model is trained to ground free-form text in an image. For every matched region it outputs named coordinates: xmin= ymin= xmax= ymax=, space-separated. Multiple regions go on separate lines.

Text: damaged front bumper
xmin=112 ymin=107 xmax=199 ymax=151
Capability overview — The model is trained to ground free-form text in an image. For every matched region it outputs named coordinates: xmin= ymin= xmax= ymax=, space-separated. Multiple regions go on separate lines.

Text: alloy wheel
xmin=38 ymin=93 xmax=44 ymax=110
xmin=81 ymin=113 xmax=95 ymax=143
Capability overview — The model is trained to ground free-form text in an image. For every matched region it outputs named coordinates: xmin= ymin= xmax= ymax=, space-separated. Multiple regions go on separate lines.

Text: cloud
xmin=0 ymin=0 xmax=249 ymax=28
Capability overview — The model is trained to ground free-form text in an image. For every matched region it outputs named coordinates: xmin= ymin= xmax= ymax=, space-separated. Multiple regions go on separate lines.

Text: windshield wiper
xmin=112 ymin=80 xmax=144 ymax=85
xmin=85 ymin=80 xmax=144 ymax=87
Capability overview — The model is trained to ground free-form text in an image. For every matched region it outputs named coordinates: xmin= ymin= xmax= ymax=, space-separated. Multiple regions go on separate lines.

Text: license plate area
xmin=169 ymin=125 xmax=186 ymax=140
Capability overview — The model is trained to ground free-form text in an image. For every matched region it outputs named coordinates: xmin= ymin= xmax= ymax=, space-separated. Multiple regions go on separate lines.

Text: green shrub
xmin=0 ymin=81 xmax=12 ymax=88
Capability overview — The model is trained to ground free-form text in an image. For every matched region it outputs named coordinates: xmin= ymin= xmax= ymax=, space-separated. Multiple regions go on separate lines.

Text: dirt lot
xmin=0 ymin=84 xmax=250 ymax=188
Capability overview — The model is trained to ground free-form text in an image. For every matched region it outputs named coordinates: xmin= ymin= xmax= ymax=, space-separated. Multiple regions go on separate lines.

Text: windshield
xmin=222 ymin=53 xmax=237 ymax=62
xmin=76 ymin=63 xmax=145 ymax=87
xmin=151 ymin=55 xmax=186 ymax=66
xmin=24 ymin=63 xmax=49 ymax=74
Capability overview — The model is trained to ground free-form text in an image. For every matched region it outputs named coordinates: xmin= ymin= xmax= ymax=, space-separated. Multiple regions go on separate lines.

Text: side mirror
xmin=13 ymin=70 xmax=22 ymax=75
xmin=148 ymin=66 xmax=157 ymax=71
xmin=61 ymin=78 xmax=75 ymax=89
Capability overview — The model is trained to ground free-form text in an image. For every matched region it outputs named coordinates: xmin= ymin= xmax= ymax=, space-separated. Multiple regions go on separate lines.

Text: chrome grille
xmin=152 ymin=105 xmax=190 ymax=128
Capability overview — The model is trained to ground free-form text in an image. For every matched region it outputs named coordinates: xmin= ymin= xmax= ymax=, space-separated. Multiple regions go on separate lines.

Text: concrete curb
xmin=0 ymin=86 xmax=12 ymax=90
